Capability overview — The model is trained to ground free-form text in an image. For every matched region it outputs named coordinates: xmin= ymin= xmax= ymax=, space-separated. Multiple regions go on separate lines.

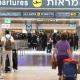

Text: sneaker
xmin=11 ymin=69 xmax=14 ymax=73
xmin=14 ymin=69 xmax=17 ymax=72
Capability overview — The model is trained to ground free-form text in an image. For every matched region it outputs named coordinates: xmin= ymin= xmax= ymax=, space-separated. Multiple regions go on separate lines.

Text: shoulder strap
xmin=5 ymin=36 xmax=11 ymax=40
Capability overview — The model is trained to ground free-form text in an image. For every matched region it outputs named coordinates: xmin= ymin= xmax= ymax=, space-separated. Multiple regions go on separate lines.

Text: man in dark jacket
xmin=41 ymin=32 xmax=47 ymax=51
xmin=73 ymin=33 xmax=79 ymax=50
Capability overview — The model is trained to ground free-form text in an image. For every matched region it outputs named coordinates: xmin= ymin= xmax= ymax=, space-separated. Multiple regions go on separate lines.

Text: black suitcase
xmin=5 ymin=55 xmax=11 ymax=72
xmin=47 ymin=42 xmax=52 ymax=53
xmin=12 ymin=49 xmax=18 ymax=70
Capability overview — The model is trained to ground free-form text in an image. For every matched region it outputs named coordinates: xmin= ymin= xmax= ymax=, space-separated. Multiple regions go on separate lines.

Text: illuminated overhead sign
xmin=0 ymin=11 xmax=80 ymax=18
xmin=0 ymin=12 xmax=21 ymax=17
xmin=0 ymin=0 xmax=28 ymax=7
xmin=1 ymin=24 xmax=10 ymax=29
xmin=0 ymin=0 xmax=80 ymax=9
xmin=26 ymin=22 xmax=32 ymax=33
xmin=55 ymin=12 xmax=79 ymax=18
xmin=23 ymin=12 xmax=54 ymax=18
xmin=0 ymin=11 xmax=54 ymax=18
xmin=4 ymin=18 xmax=11 ymax=24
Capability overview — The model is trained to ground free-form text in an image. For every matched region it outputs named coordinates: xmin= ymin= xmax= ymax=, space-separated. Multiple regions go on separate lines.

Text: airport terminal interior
xmin=0 ymin=1 xmax=80 ymax=80
xmin=0 ymin=17 xmax=80 ymax=80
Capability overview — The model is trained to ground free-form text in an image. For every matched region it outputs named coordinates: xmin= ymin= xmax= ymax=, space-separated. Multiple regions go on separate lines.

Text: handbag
xmin=51 ymin=54 xmax=57 ymax=69
xmin=77 ymin=64 xmax=80 ymax=74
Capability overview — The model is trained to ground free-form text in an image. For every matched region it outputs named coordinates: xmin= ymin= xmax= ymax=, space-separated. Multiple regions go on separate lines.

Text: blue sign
xmin=0 ymin=11 xmax=55 ymax=18
xmin=0 ymin=12 xmax=21 ymax=17
xmin=26 ymin=22 xmax=32 ymax=33
xmin=0 ymin=0 xmax=80 ymax=10
xmin=23 ymin=12 xmax=54 ymax=18
xmin=68 ymin=21 xmax=77 ymax=27
xmin=55 ymin=12 xmax=79 ymax=18
xmin=0 ymin=11 xmax=80 ymax=18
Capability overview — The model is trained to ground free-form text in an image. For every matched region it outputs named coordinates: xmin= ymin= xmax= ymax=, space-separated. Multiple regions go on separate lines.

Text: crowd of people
xmin=52 ymin=32 xmax=79 ymax=51
xmin=26 ymin=31 xmax=79 ymax=52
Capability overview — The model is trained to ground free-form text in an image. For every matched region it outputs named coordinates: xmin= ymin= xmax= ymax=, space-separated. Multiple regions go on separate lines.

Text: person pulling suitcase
xmin=1 ymin=30 xmax=15 ymax=73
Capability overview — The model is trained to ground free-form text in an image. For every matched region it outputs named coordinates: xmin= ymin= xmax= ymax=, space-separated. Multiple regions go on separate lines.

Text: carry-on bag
xmin=5 ymin=55 xmax=11 ymax=73
xmin=47 ymin=42 xmax=52 ymax=53
xmin=12 ymin=49 xmax=18 ymax=70
xmin=63 ymin=58 xmax=78 ymax=80
xmin=51 ymin=54 xmax=57 ymax=69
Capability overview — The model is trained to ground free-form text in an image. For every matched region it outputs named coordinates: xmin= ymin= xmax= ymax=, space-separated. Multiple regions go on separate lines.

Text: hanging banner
xmin=0 ymin=0 xmax=80 ymax=9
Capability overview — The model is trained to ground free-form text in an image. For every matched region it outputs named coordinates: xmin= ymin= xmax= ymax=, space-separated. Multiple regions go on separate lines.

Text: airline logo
xmin=32 ymin=0 xmax=43 ymax=8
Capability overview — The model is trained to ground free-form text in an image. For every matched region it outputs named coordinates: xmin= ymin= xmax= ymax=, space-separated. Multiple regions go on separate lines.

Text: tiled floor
xmin=1 ymin=67 xmax=80 ymax=80
xmin=18 ymin=49 xmax=80 ymax=66
xmin=1 ymin=49 xmax=80 ymax=80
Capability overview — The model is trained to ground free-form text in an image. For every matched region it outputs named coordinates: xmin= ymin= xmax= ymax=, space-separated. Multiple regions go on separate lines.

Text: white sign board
xmin=1 ymin=24 xmax=10 ymax=29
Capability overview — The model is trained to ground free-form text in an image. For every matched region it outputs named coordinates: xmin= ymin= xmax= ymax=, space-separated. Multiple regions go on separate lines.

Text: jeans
xmin=57 ymin=55 xmax=69 ymax=76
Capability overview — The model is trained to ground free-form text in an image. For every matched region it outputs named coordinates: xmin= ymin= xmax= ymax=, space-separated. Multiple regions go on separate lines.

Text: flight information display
xmin=23 ymin=12 xmax=54 ymax=18
xmin=55 ymin=11 xmax=79 ymax=18
xmin=0 ymin=11 xmax=80 ymax=18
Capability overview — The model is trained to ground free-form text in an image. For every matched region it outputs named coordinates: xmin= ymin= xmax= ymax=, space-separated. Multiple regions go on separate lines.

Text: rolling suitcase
xmin=12 ymin=49 xmax=18 ymax=70
xmin=47 ymin=42 xmax=52 ymax=53
xmin=5 ymin=55 xmax=11 ymax=73
xmin=63 ymin=58 xmax=77 ymax=80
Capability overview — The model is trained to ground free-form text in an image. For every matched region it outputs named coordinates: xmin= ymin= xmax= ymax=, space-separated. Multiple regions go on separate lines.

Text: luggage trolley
xmin=63 ymin=58 xmax=78 ymax=80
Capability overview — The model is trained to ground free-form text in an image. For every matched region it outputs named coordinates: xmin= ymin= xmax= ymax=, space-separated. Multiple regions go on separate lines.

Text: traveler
xmin=73 ymin=33 xmax=79 ymax=50
xmin=0 ymin=40 xmax=2 ymax=74
xmin=53 ymin=32 xmax=71 ymax=80
xmin=32 ymin=33 xmax=37 ymax=50
xmin=41 ymin=32 xmax=47 ymax=51
xmin=1 ymin=30 xmax=15 ymax=72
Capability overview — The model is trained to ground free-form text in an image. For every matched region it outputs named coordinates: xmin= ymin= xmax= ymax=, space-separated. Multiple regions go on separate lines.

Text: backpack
xmin=5 ymin=36 xmax=12 ymax=51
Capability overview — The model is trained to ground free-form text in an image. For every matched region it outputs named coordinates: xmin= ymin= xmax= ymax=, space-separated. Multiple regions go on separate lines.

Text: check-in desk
xmin=18 ymin=51 xmax=52 ymax=66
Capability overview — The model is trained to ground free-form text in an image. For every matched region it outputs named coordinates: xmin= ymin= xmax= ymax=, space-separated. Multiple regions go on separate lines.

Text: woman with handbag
xmin=53 ymin=32 xmax=72 ymax=80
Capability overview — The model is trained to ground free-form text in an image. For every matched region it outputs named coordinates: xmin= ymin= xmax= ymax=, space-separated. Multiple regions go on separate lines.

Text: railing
xmin=15 ymin=40 xmax=28 ymax=50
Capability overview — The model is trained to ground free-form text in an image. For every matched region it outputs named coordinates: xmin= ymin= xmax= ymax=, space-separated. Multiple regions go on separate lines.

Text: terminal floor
xmin=2 ymin=67 xmax=80 ymax=80
xmin=18 ymin=50 xmax=80 ymax=66
xmin=2 ymin=50 xmax=80 ymax=80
